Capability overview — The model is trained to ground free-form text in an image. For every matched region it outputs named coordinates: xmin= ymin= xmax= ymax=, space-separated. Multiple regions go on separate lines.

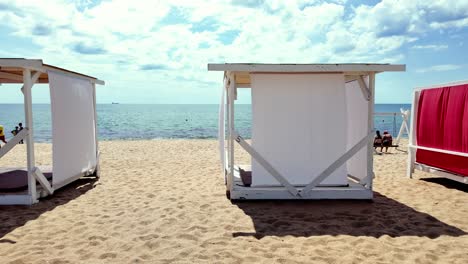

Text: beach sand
xmin=0 ymin=139 xmax=467 ymax=263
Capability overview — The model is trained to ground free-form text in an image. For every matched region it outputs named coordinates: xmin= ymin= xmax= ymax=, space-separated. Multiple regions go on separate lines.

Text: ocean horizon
xmin=0 ymin=103 xmax=411 ymax=142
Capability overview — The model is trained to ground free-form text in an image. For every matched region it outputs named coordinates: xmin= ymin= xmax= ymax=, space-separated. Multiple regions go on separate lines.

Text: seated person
xmin=382 ymin=130 xmax=393 ymax=152
xmin=0 ymin=125 xmax=6 ymax=147
xmin=374 ymin=130 xmax=383 ymax=152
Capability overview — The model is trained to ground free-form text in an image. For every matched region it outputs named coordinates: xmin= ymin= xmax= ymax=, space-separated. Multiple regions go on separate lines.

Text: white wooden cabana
xmin=208 ymin=63 xmax=405 ymax=200
xmin=407 ymin=81 xmax=468 ymax=184
xmin=0 ymin=59 xmax=104 ymax=205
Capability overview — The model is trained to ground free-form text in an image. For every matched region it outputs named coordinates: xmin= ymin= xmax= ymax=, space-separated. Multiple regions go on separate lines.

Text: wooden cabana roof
xmin=208 ymin=63 xmax=406 ymax=87
xmin=0 ymin=58 xmax=104 ymax=85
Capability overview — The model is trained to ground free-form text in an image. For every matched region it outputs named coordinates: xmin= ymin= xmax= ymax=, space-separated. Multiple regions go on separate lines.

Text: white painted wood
xmin=230 ymin=173 xmax=372 ymax=199
xmin=367 ymin=73 xmax=375 ymax=188
xmin=0 ymin=59 xmax=104 ymax=85
xmin=92 ymin=83 xmax=99 ymax=176
xmin=409 ymin=145 xmax=468 ymax=157
xmin=395 ymin=109 xmax=410 ymax=145
xmin=20 ymin=71 xmax=41 ymax=94
xmin=23 ymin=69 xmax=38 ymax=203
xmin=407 ymin=90 xmax=419 ymax=178
xmin=302 ymin=133 xmax=373 ymax=195
xmin=0 ymin=58 xmax=43 ymax=69
xmin=415 ymin=163 xmax=468 ymax=184
xmin=357 ymin=75 xmax=371 ymax=101
xmin=208 ymin=63 xmax=405 ymax=73
xmin=227 ymin=72 xmax=235 ymax=192
xmin=44 ymin=66 xmax=104 ymax=85
xmin=33 ymin=167 xmax=54 ymax=195
xmin=234 ymin=133 xmax=299 ymax=196
xmin=0 ymin=128 xmax=28 ymax=159
xmin=0 ymin=194 xmax=34 ymax=205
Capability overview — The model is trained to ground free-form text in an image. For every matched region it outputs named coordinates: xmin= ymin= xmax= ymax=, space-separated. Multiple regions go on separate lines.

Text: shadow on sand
xmin=232 ymin=192 xmax=466 ymax=239
xmin=0 ymin=177 xmax=98 ymax=239
xmin=420 ymin=177 xmax=468 ymax=193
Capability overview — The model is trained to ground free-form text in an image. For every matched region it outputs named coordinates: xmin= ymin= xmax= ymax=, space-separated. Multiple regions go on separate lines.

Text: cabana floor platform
xmin=0 ymin=167 xmax=52 ymax=192
xmin=231 ymin=166 xmax=373 ymax=200
xmin=415 ymin=163 xmax=468 ymax=184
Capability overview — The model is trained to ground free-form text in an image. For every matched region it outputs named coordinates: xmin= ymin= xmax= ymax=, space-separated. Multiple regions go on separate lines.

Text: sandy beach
xmin=0 ymin=139 xmax=467 ymax=263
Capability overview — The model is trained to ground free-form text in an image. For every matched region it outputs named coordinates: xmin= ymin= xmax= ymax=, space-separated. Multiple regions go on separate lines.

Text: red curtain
xmin=416 ymin=83 xmax=468 ymax=177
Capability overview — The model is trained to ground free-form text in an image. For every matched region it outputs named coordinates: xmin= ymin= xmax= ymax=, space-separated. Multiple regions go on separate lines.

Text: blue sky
xmin=1 ymin=0 xmax=467 ymax=104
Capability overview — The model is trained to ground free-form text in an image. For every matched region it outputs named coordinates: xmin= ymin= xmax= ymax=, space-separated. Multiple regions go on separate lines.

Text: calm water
xmin=0 ymin=104 xmax=411 ymax=142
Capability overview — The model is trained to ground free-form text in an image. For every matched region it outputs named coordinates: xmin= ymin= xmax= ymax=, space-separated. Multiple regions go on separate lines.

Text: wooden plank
xmin=208 ymin=63 xmax=405 ymax=73
xmin=407 ymin=90 xmax=419 ymax=178
xmin=409 ymin=144 xmax=468 ymax=157
xmin=33 ymin=167 xmax=54 ymax=195
xmin=0 ymin=128 xmax=28 ymax=159
xmin=357 ymin=75 xmax=371 ymax=101
xmin=366 ymin=73 xmax=376 ymax=188
xmin=44 ymin=66 xmax=105 ymax=85
xmin=0 ymin=59 xmax=43 ymax=69
xmin=233 ymin=132 xmax=299 ymax=197
xmin=301 ymin=133 xmax=373 ymax=196
xmin=415 ymin=163 xmax=468 ymax=184
xmin=0 ymin=71 xmax=23 ymax=81
xmin=23 ymin=69 xmax=38 ymax=203
xmin=227 ymin=72 xmax=235 ymax=192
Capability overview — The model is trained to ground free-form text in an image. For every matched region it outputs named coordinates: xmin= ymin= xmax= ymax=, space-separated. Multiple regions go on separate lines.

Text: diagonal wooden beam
xmin=357 ymin=75 xmax=371 ymax=101
xmin=0 ymin=128 xmax=28 ymax=159
xmin=21 ymin=71 xmax=42 ymax=94
xmin=233 ymin=132 xmax=299 ymax=197
xmin=301 ymin=133 xmax=373 ymax=196
xmin=33 ymin=167 xmax=54 ymax=195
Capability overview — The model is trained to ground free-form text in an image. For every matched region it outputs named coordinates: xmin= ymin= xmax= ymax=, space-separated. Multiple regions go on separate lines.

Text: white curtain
xmin=49 ymin=71 xmax=97 ymax=188
xmin=251 ymin=74 xmax=348 ymax=186
xmin=345 ymin=79 xmax=369 ymax=180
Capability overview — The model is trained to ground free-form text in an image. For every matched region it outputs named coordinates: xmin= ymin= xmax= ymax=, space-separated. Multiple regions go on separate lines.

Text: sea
xmin=0 ymin=104 xmax=411 ymax=142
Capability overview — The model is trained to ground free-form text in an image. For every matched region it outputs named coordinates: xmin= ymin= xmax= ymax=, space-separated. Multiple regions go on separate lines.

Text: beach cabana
xmin=407 ymin=81 xmax=468 ymax=184
xmin=0 ymin=59 xmax=104 ymax=205
xmin=208 ymin=63 xmax=405 ymax=200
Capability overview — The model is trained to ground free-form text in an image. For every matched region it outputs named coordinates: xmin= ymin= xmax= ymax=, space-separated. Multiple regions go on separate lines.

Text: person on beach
xmin=11 ymin=126 xmax=19 ymax=136
xmin=0 ymin=125 xmax=7 ymax=147
xmin=382 ymin=130 xmax=393 ymax=153
xmin=18 ymin=123 xmax=24 ymax=144
xmin=373 ymin=130 xmax=383 ymax=152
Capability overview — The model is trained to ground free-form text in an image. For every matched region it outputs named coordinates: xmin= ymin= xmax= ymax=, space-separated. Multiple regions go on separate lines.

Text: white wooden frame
xmin=210 ymin=63 xmax=405 ymax=200
xmin=0 ymin=59 xmax=105 ymax=205
xmin=407 ymin=80 xmax=468 ymax=184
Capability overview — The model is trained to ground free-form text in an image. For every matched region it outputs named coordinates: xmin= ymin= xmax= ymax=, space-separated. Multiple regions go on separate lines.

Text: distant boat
xmin=111 ymin=102 xmax=120 ymax=104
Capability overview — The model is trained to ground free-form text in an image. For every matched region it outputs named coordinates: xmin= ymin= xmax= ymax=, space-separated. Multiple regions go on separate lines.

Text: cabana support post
xmin=366 ymin=73 xmax=375 ymax=188
xmin=23 ymin=68 xmax=38 ymax=203
xmin=210 ymin=63 xmax=405 ymax=200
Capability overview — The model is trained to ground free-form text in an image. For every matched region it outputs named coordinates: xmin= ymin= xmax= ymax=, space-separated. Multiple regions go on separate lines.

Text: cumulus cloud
xmin=0 ymin=0 xmax=467 ymax=102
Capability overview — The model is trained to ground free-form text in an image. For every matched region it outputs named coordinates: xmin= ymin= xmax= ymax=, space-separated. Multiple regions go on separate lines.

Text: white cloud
xmin=415 ymin=64 xmax=463 ymax=73
xmin=0 ymin=0 xmax=467 ymax=103
xmin=411 ymin=44 xmax=448 ymax=50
